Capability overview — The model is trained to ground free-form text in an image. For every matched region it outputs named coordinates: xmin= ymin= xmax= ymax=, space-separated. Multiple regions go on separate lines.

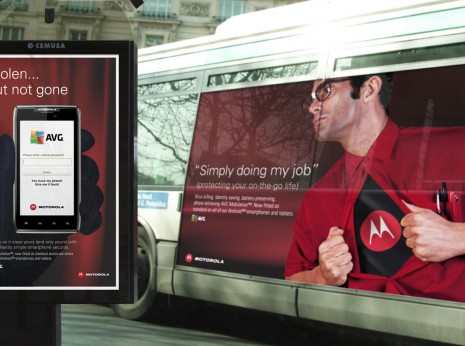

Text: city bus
xmin=114 ymin=1 xmax=465 ymax=343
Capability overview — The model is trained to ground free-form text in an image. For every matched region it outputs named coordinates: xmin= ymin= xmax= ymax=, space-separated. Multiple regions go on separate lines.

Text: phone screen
xmin=14 ymin=106 xmax=80 ymax=232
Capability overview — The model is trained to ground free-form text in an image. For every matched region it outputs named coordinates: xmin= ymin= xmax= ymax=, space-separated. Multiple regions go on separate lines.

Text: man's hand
xmin=317 ymin=227 xmax=353 ymax=286
xmin=401 ymin=201 xmax=465 ymax=262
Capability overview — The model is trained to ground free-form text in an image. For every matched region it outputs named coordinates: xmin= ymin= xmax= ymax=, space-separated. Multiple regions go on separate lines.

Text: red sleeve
xmin=284 ymin=158 xmax=347 ymax=278
xmin=284 ymin=192 xmax=319 ymax=277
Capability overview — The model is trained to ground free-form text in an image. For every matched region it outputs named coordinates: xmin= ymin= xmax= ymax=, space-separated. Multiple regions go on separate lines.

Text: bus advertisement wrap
xmin=179 ymin=81 xmax=316 ymax=278
xmin=0 ymin=42 xmax=136 ymax=303
xmin=179 ymin=65 xmax=465 ymax=304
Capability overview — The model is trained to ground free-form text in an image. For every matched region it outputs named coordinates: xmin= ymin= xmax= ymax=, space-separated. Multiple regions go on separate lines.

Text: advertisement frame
xmin=0 ymin=41 xmax=136 ymax=304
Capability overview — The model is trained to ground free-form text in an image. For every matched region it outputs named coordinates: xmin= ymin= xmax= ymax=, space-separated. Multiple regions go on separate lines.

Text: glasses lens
xmin=315 ymin=81 xmax=331 ymax=102
xmin=310 ymin=78 xmax=349 ymax=103
xmin=310 ymin=91 xmax=317 ymax=102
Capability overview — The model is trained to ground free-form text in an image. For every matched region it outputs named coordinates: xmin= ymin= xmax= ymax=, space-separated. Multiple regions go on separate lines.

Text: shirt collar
xmin=369 ymin=119 xmax=399 ymax=161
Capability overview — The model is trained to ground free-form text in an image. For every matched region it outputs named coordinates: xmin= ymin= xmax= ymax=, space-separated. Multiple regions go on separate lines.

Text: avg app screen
xmin=19 ymin=120 xmax=74 ymax=216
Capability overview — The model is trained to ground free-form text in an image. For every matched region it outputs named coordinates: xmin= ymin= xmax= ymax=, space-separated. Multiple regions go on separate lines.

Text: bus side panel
xmin=156 ymin=241 xmax=176 ymax=295
xmin=297 ymin=287 xmax=465 ymax=344
xmin=173 ymin=269 xmax=298 ymax=317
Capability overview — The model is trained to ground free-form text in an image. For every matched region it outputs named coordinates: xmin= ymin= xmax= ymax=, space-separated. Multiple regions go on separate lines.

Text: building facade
xmin=0 ymin=0 xmax=304 ymax=47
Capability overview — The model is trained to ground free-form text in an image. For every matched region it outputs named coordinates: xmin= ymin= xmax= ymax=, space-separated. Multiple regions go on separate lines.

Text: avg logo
xmin=191 ymin=214 xmax=206 ymax=222
xmin=30 ymin=130 xmax=45 ymax=144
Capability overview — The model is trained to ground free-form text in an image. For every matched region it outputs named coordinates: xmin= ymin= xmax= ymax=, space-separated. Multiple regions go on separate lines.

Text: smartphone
xmin=13 ymin=105 xmax=81 ymax=233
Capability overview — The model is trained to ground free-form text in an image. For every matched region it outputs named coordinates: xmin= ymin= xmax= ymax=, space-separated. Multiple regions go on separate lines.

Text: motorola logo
xmin=37 ymin=108 xmax=58 ymax=112
xmin=27 ymin=42 xmax=66 ymax=49
xmin=360 ymin=210 xmax=402 ymax=252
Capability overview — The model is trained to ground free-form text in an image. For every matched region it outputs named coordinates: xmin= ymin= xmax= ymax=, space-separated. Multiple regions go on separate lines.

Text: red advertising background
xmin=178 ymin=82 xmax=317 ymax=277
xmin=0 ymin=57 xmax=117 ymax=287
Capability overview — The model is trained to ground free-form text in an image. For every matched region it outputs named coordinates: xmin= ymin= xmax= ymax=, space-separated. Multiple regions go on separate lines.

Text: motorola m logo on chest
xmin=360 ymin=211 xmax=402 ymax=252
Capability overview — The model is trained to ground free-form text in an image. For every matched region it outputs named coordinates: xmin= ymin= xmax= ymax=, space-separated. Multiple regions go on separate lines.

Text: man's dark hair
xmin=349 ymin=73 xmax=393 ymax=113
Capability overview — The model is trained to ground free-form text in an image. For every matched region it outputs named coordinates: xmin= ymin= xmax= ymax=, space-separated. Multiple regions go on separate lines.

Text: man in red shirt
xmin=285 ymin=75 xmax=465 ymax=301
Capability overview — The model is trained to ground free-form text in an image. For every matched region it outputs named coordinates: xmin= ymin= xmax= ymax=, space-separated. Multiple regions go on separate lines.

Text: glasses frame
xmin=310 ymin=78 xmax=351 ymax=103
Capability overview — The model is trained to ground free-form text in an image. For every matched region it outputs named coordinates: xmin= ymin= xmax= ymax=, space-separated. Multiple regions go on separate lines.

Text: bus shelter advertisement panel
xmin=179 ymin=65 xmax=465 ymax=304
xmin=0 ymin=55 xmax=117 ymax=288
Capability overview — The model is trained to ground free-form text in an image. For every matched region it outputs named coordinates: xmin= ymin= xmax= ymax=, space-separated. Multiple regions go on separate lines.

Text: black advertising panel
xmin=0 ymin=41 xmax=136 ymax=304
xmin=179 ymin=65 xmax=465 ymax=304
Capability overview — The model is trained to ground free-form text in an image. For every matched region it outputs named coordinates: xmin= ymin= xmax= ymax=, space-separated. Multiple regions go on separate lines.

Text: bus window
xmin=138 ymin=88 xmax=199 ymax=186
xmin=207 ymin=61 xmax=319 ymax=87
xmin=139 ymin=78 xmax=196 ymax=95
xmin=334 ymin=41 xmax=465 ymax=72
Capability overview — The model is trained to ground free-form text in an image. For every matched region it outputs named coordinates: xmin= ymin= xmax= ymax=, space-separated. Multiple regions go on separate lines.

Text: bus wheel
xmin=112 ymin=226 xmax=162 ymax=320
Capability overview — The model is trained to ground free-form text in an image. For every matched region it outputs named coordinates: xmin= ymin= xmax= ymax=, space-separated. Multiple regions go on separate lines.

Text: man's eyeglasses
xmin=304 ymin=78 xmax=351 ymax=107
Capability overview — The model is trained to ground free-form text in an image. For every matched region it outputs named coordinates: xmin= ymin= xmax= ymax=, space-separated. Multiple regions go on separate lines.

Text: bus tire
xmin=112 ymin=225 xmax=162 ymax=321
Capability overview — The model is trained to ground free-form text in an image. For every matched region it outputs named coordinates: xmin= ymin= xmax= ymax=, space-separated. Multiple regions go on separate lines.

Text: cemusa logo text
xmin=27 ymin=42 xmax=66 ymax=49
